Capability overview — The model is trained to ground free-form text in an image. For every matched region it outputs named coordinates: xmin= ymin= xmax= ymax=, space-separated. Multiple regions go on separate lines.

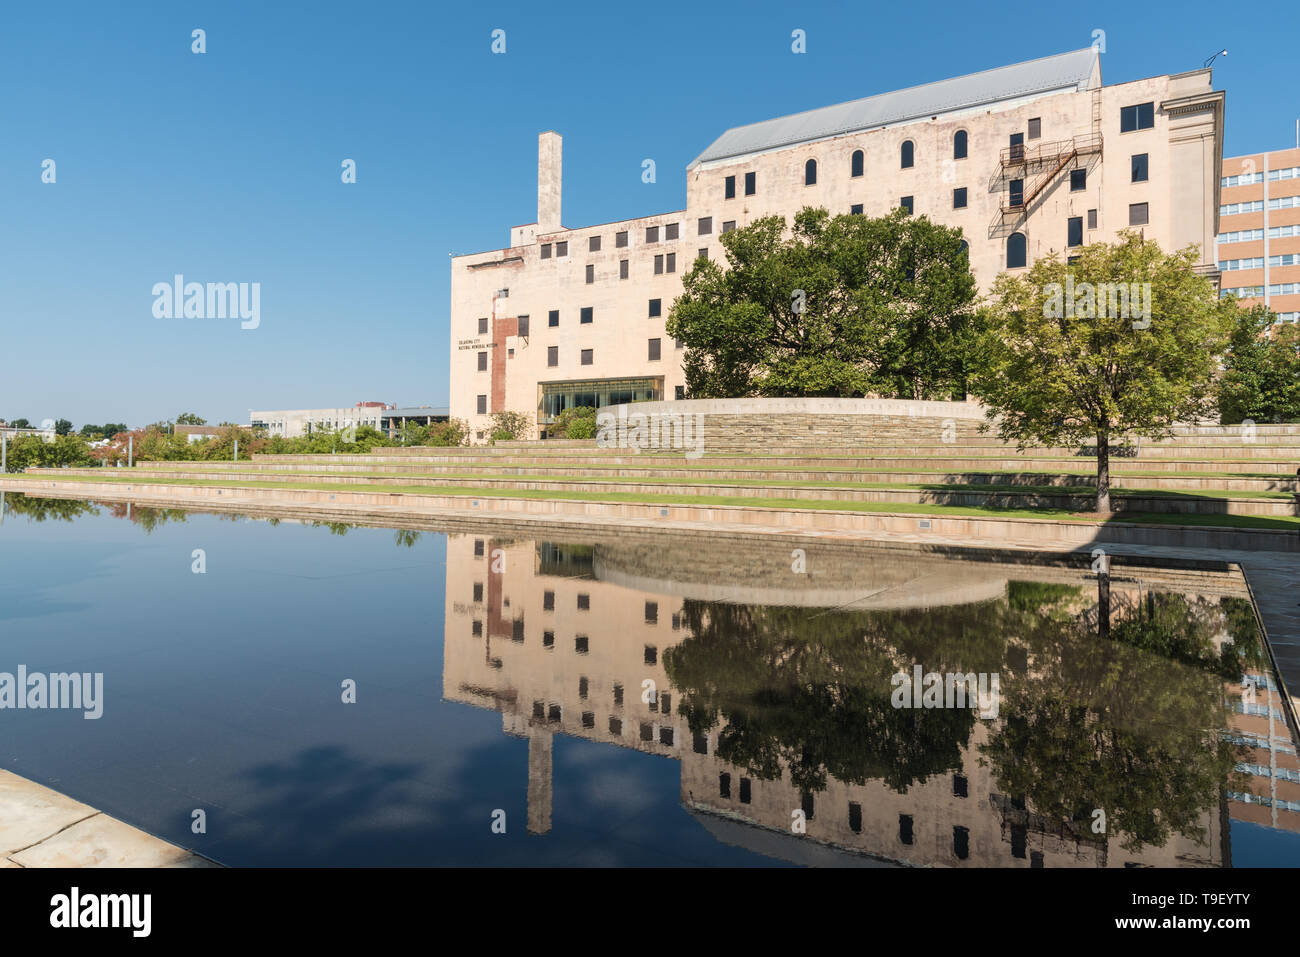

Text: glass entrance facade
xmin=538 ymin=376 xmax=663 ymax=425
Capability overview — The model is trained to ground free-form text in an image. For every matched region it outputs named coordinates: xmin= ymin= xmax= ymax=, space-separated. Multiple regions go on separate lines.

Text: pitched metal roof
xmin=689 ymin=48 xmax=1100 ymax=168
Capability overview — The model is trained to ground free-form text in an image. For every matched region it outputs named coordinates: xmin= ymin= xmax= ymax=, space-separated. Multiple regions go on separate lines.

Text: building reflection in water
xmin=444 ymin=531 xmax=1296 ymax=867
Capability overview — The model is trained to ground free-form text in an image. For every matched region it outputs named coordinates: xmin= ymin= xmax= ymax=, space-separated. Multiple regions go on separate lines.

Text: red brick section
xmin=490 ymin=317 xmax=518 ymax=413
xmin=485 ymin=540 xmax=512 ymax=641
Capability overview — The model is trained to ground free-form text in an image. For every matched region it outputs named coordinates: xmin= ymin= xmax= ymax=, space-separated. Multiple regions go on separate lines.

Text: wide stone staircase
xmin=26 ymin=414 xmax=1300 ymax=523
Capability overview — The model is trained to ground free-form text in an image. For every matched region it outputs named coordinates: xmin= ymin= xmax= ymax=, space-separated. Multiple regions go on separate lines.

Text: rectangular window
xmin=721 ymin=220 xmax=736 ymax=233
xmin=719 ymin=773 xmax=731 ymax=798
xmin=577 ymin=593 xmax=589 ymax=610
xmin=1068 ymin=216 xmax=1083 ymax=247
xmin=648 ymin=298 xmax=661 ymax=317
xmin=1129 ymin=202 xmax=1149 ymax=226
xmin=697 ymin=247 xmax=708 ymax=260
xmin=724 ymin=175 xmax=736 ymax=199
xmin=478 ymin=317 xmax=488 ymax=334
xmin=540 ymin=243 xmax=552 ymax=259
xmin=1070 ymin=168 xmax=1086 ymax=191
xmin=543 ymin=590 xmax=554 ymax=610
xmin=1131 ymin=152 xmax=1149 ymax=182
xmin=548 ymin=309 xmax=559 ymax=327
xmin=899 ymin=814 xmax=913 ymax=845
xmin=615 ymin=230 xmax=628 ymax=248
xmin=953 ymin=826 xmax=970 ymax=860
xmin=646 ymin=226 xmax=658 ymax=243
xmin=476 ymin=395 xmax=487 ymax=415
xmin=517 ymin=315 xmax=528 ymax=337
xmin=1120 ymin=101 xmax=1155 ymax=132
xmin=665 ymin=222 xmax=679 ymax=240
xmin=849 ymin=802 xmax=863 ymax=833
xmin=580 ymin=306 xmax=593 ymax=324
xmin=901 ymin=196 xmax=913 ymax=214
xmin=547 ymin=345 xmax=557 ymax=367
xmin=644 ymin=645 xmax=657 ymax=665
xmin=1009 ymin=178 xmax=1023 ymax=207
xmin=744 ymin=171 xmax=756 ymax=195
xmin=1087 ymin=208 xmax=1098 ymax=229
xmin=574 ymin=635 xmax=588 ymax=654
xmin=585 ymin=264 xmax=594 ymax=284
xmin=589 ymin=235 xmax=601 ymax=252
xmin=666 ymin=253 xmax=676 ymax=273
xmin=619 ymin=259 xmax=629 ymax=279
xmin=850 ymin=203 xmax=863 ymax=215
xmin=613 ymin=683 xmax=623 ymax=706
xmin=953 ymin=187 xmax=967 ymax=209
xmin=644 ymin=601 xmax=658 ymax=623
xmin=1027 ymin=117 xmax=1041 ymax=139
xmin=648 ymin=338 xmax=661 ymax=361
xmin=580 ymin=348 xmax=592 ymax=365
xmin=477 ymin=351 xmax=487 ymax=371
xmin=953 ymin=775 xmax=968 ymax=798
xmin=674 ymin=385 xmax=685 ymax=400
xmin=654 ymin=254 xmax=664 ymax=275
xmin=698 ymin=216 xmax=712 ymax=235
xmin=555 ymin=241 xmax=567 ymax=257
xmin=739 ymin=778 xmax=751 ymax=804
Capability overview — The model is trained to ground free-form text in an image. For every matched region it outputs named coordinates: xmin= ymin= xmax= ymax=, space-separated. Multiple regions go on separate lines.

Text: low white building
xmin=249 ymin=404 xmax=450 ymax=439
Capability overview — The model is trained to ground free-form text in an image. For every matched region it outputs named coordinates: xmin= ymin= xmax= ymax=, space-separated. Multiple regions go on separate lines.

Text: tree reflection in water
xmin=666 ymin=578 xmax=1264 ymax=853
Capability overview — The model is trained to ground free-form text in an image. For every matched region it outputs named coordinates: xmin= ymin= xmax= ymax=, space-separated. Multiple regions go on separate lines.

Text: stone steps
xmin=77 ymin=464 xmax=1300 ymax=493
xmin=33 ymin=468 xmax=1299 ymax=516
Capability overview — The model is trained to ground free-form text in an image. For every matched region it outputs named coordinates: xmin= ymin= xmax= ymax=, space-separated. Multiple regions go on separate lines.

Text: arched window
xmin=953 ymin=130 xmax=967 ymax=160
xmin=804 ymin=158 xmax=818 ymax=185
xmin=958 ymin=239 xmax=969 ymax=261
xmin=900 ymin=140 xmax=914 ymax=168
xmin=1007 ymin=232 xmax=1027 ymax=268
xmin=850 ymin=149 xmax=864 ymax=177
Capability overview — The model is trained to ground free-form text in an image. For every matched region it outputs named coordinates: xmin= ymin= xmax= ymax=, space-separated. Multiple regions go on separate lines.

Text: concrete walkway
xmin=0 ymin=769 xmax=217 ymax=868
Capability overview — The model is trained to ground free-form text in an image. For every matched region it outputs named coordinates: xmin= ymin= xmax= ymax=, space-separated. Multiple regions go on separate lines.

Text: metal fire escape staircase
xmin=995 ymin=132 xmax=1103 ymax=219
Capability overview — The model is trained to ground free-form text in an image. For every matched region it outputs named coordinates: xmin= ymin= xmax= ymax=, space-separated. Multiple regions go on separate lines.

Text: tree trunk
xmin=1097 ymin=571 xmax=1111 ymax=639
xmin=1096 ymin=429 xmax=1111 ymax=513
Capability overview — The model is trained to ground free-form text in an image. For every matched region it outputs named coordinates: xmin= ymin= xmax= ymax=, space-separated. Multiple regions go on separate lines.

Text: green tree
xmin=489 ymin=410 xmax=532 ymax=441
xmin=1218 ymin=305 xmax=1300 ymax=423
xmin=175 ymin=412 xmax=207 ymax=425
xmin=972 ymin=233 xmax=1234 ymax=512
xmin=547 ymin=406 xmax=597 ymax=439
xmin=54 ymin=418 xmax=73 ymax=436
xmin=9 ymin=418 xmax=31 ymax=429
xmin=666 ymin=207 xmax=978 ymax=399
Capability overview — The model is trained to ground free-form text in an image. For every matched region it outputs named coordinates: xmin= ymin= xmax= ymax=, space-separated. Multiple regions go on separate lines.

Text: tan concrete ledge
xmin=0 ymin=770 xmax=217 ymax=868
xmin=3 ymin=475 xmax=1297 ymax=552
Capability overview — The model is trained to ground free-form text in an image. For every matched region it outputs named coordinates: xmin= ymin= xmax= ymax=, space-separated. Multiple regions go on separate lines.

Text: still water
xmin=1 ymin=493 xmax=1298 ymax=867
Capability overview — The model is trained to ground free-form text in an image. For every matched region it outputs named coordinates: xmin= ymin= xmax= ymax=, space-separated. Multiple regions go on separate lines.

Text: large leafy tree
xmin=666 ymin=207 xmax=978 ymax=399
xmin=973 ymin=233 xmax=1235 ymax=512
xmin=1218 ymin=304 xmax=1300 ymax=424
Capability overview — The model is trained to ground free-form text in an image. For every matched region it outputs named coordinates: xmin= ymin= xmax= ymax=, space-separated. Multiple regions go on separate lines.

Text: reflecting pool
xmin=1 ymin=493 xmax=1297 ymax=867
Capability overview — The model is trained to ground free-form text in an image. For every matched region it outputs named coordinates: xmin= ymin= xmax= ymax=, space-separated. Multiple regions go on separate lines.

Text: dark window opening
xmin=1007 ymin=232 xmax=1027 ymax=268
xmin=1120 ymin=102 xmax=1155 ymax=132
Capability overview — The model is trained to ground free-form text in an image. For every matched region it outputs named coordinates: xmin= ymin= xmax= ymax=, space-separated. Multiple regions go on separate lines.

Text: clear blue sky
xmin=1 ymin=0 xmax=1292 ymax=427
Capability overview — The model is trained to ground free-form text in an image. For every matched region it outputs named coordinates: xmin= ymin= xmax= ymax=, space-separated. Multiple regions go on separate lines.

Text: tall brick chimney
xmin=538 ymin=131 xmax=562 ymax=232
